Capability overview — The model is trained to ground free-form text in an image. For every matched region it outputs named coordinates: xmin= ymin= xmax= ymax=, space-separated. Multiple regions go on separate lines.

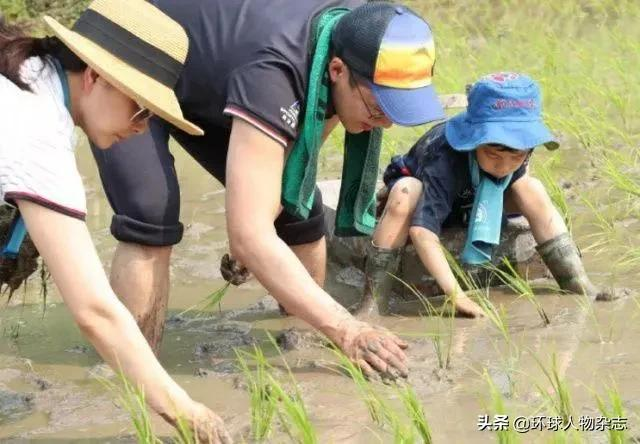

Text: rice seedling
xmin=485 ymin=258 xmax=550 ymax=326
xmin=2 ymin=319 xmax=22 ymax=339
xmin=534 ymin=157 xmax=572 ymax=233
xmin=442 ymin=247 xmax=482 ymax=295
xmin=482 ymin=369 xmax=520 ymax=444
xmin=100 ymin=369 xmax=161 ymax=444
xmin=397 ymin=384 xmax=433 ymax=444
xmin=235 ymin=345 xmax=277 ymax=441
xmin=389 ymin=273 xmax=455 ymax=370
xmin=266 ymin=376 xmax=317 ymax=444
xmin=179 ymin=282 xmax=230 ymax=318
xmin=327 ymin=343 xmax=388 ymax=425
xmin=601 ymin=152 xmax=640 ymax=199
xmin=327 ymin=344 xmax=434 ymax=443
xmin=236 ymin=337 xmax=318 ymax=443
xmin=575 ymin=293 xmax=612 ymax=344
xmin=531 ymin=353 xmax=574 ymax=426
xmin=265 ymin=333 xmax=317 ymax=444
xmin=200 ymin=282 xmax=231 ymax=313
xmin=477 ymin=294 xmax=512 ymax=346
xmin=593 ymin=381 xmax=627 ymax=444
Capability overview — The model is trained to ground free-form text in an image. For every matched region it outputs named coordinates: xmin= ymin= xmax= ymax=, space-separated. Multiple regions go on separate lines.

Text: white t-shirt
xmin=0 ymin=56 xmax=86 ymax=219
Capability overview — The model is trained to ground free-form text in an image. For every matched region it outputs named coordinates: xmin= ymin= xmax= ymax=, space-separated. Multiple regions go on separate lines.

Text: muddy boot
xmin=536 ymin=233 xmax=613 ymax=301
xmin=355 ymin=242 xmax=402 ymax=317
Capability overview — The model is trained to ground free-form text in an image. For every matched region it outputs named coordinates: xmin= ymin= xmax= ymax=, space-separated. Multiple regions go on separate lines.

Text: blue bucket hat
xmin=445 ymin=72 xmax=559 ymax=151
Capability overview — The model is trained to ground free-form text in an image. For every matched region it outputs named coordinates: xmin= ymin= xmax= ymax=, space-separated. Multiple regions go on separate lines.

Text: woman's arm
xmin=16 ymin=199 xmax=230 ymax=443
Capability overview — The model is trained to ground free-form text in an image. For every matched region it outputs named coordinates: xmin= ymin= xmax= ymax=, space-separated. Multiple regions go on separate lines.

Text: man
xmin=91 ymin=0 xmax=444 ymax=378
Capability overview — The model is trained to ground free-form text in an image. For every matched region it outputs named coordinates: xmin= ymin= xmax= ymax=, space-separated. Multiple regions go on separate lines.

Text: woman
xmin=0 ymin=0 xmax=230 ymax=442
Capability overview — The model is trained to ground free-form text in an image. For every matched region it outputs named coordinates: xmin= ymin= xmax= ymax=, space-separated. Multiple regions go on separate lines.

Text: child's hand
xmin=452 ymin=293 xmax=485 ymax=318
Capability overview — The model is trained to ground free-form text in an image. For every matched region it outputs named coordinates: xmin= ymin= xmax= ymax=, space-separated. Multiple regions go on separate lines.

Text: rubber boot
xmin=355 ymin=242 xmax=402 ymax=317
xmin=536 ymin=233 xmax=612 ymax=301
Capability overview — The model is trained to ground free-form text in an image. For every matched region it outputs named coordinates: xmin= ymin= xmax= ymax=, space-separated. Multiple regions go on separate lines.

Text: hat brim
xmin=371 ymin=82 xmax=445 ymax=126
xmin=444 ymin=111 xmax=559 ymax=152
xmin=43 ymin=16 xmax=203 ymax=136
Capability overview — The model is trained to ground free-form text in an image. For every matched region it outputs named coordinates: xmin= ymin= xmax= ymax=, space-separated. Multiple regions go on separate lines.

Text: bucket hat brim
xmin=44 ymin=16 xmax=203 ymax=136
xmin=372 ymin=82 xmax=445 ymax=127
xmin=444 ymin=110 xmax=559 ymax=152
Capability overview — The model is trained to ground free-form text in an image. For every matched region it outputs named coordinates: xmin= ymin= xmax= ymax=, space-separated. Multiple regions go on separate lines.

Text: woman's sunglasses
xmin=130 ymin=105 xmax=154 ymax=124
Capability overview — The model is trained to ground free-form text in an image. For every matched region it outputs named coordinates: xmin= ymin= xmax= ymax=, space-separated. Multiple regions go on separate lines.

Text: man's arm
xmin=225 ymin=117 xmax=408 ymax=377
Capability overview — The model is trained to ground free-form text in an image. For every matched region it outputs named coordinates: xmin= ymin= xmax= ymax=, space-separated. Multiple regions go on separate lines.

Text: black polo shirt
xmin=383 ymin=123 xmax=528 ymax=235
xmin=152 ymin=0 xmax=364 ymax=147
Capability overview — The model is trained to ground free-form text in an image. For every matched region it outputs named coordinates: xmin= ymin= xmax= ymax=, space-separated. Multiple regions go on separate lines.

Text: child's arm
xmin=409 ymin=225 xmax=485 ymax=318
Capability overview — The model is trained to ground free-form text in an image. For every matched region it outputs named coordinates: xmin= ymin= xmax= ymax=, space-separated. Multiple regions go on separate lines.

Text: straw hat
xmin=43 ymin=0 xmax=203 ymax=136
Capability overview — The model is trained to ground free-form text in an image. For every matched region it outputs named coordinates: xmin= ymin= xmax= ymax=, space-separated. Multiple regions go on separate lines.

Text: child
xmin=359 ymin=72 xmax=611 ymax=318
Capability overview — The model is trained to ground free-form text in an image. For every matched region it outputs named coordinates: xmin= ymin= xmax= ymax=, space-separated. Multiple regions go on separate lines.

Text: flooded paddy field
xmin=1 ymin=0 xmax=639 ymax=442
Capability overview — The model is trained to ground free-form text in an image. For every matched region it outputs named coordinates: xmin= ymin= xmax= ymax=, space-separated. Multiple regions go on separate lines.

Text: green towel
xmin=461 ymin=153 xmax=513 ymax=265
xmin=281 ymin=7 xmax=383 ymax=237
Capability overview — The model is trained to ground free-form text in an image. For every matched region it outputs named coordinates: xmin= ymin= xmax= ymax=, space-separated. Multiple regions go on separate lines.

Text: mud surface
xmin=2 ymin=89 xmax=640 ymax=443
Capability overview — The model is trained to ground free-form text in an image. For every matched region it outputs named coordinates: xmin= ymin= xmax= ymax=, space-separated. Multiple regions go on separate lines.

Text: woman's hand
xmin=165 ymin=401 xmax=232 ymax=444
xmin=15 ymin=200 xmax=231 ymax=440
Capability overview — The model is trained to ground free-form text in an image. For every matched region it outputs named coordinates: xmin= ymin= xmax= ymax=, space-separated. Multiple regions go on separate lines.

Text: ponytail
xmin=0 ymin=17 xmax=86 ymax=92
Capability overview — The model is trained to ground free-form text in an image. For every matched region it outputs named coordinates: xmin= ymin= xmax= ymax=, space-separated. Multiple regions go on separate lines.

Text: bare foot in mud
xmin=334 ymin=320 xmax=409 ymax=381
xmin=453 ymin=295 xmax=485 ymax=318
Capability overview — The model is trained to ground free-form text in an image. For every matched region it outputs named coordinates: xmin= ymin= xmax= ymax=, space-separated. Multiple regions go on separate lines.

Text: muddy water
xmin=2 ymin=1 xmax=640 ymax=437
xmin=0 ymin=131 xmax=637 ymax=443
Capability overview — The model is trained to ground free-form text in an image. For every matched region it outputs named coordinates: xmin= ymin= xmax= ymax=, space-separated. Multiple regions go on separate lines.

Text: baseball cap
xmin=332 ymin=2 xmax=444 ymax=126
xmin=445 ymin=72 xmax=559 ymax=151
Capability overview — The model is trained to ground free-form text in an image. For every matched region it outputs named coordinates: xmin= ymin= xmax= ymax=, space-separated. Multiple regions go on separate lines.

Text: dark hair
xmin=488 ymin=143 xmax=532 ymax=154
xmin=0 ymin=17 xmax=86 ymax=92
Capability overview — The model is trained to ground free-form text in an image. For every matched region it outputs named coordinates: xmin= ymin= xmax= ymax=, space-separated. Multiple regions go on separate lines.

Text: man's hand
xmin=220 ymin=253 xmax=252 ymax=286
xmin=334 ymin=319 xmax=409 ymax=381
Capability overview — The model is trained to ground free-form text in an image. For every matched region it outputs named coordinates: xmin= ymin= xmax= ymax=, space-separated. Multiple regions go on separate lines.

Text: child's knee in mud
xmin=384 ymin=177 xmax=423 ymax=220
